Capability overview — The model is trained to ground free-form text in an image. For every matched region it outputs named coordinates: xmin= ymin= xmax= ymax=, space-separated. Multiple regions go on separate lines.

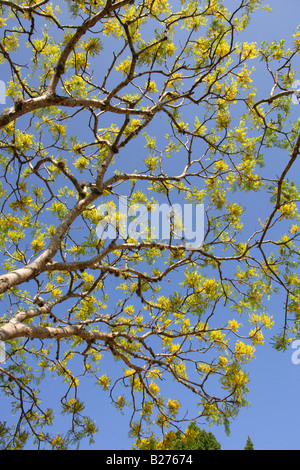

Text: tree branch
xmin=0 ymin=193 xmax=99 ymax=294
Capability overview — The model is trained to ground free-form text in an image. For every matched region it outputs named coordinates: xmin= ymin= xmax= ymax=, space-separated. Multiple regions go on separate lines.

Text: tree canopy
xmin=0 ymin=0 xmax=300 ymax=450
xmin=244 ymin=435 xmax=254 ymax=450
xmin=135 ymin=421 xmax=221 ymax=450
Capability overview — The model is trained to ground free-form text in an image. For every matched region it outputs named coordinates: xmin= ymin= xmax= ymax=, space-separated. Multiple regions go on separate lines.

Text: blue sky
xmin=1 ymin=0 xmax=300 ymax=451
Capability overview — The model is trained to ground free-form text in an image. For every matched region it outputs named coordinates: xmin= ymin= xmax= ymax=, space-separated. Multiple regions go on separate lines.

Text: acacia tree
xmin=0 ymin=0 xmax=300 ymax=450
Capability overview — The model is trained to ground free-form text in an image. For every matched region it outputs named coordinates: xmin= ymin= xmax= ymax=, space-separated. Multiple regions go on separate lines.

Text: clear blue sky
xmin=1 ymin=0 xmax=300 ymax=451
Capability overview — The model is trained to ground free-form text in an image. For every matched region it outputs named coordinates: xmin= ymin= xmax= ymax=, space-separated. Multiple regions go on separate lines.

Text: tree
xmin=0 ymin=0 xmax=299 ymax=450
xmin=244 ymin=436 xmax=254 ymax=450
xmin=135 ymin=422 xmax=221 ymax=450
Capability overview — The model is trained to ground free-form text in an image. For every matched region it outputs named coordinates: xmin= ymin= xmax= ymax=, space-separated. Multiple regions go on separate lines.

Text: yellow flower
xmin=51 ymin=288 xmax=62 ymax=298
xmin=215 ymin=41 xmax=230 ymax=58
xmin=237 ymin=65 xmax=253 ymax=88
xmin=216 ymin=110 xmax=232 ymax=130
xmin=234 ymin=341 xmax=255 ymax=362
xmin=233 ymin=369 xmax=249 ymax=387
xmin=209 ymin=329 xmax=226 ymax=346
xmin=228 ymin=319 xmax=241 ymax=332
xmin=249 ymin=328 xmax=264 ymax=345
xmin=115 ymin=395 xmax=126 ymax=410
xmin=202 ymin=278 xmax=218 ymax=296
xmin=165 ymin=42 xmax=176 ymax=57
xmin=167 ymin=399 xmax=181 ymax=416
xmin=125 ymin=119 xmax=141 ymax=135
xmin=147 ymin=369 xmax=161 ymax=379
xmin=280 ymin=202 xmax=298 ymax=219
xmin=198 ymin=363 xmax=211 ymax=374
xmin=97 ymin=374 xmax=111 ymax=390
xmin=214 ymin=159 xmax=229 ymax=172
xmin=241 ymin=42 xmax=258 ymax=60
xmin=146 ymin=80 xmax=158 ymax=93
xmin=103 ymin=19 xmax=123 ymax=39
xmin=290 ymin=225 xmax=299 ymax=234
xmin=31 ymin=239 xmax=45 ymax=252
xmin=218 ymin=355 xmax=228 ymax=368
xmin=115 ymin=58 xmax=132 ymax=75
xmin=149 ymin=382 xmax=160 ymax=396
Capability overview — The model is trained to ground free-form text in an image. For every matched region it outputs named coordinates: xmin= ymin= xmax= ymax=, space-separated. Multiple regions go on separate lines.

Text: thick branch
xmin=0 ymin=321 xmax=103 ymax=342
xmin=0 ymin=94 xmax=150 ymax=130
xmin=0 ymin=193 xmax=98 ymax=294
xmin=0 ymin=0 xmax=49 ymax=13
